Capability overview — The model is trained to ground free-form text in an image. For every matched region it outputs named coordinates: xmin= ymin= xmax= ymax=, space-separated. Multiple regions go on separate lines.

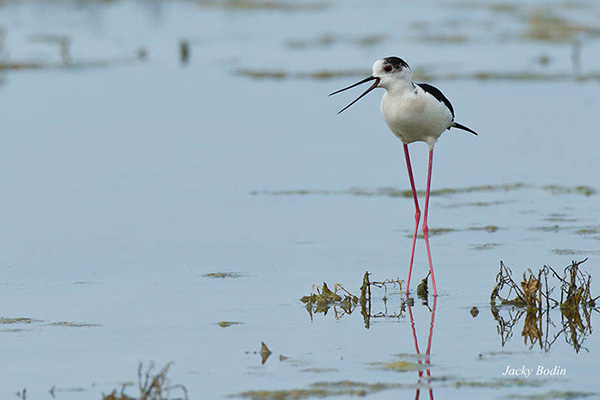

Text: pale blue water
xmin=0 ymin=0 xmax=599 ymax=399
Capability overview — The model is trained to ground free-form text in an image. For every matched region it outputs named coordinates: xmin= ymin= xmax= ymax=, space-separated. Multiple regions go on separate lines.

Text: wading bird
xmin=330 ymin=56 xmax=478 ymax=297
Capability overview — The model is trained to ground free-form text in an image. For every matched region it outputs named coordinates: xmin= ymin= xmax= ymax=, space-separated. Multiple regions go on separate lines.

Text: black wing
xmin=416 ymin=83 xmax=454 ymax=119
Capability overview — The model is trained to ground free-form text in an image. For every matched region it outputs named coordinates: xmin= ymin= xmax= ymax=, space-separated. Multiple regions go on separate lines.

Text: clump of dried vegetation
xmin=301 ymin=272 xmax=412 ymax=328
xmin=103 ymin=362 xmax=187 ymax=400
xmin=301 ymin=282 xmax=359 ymax=318
xmin=491 ymin=259 xmax=599 ymax=352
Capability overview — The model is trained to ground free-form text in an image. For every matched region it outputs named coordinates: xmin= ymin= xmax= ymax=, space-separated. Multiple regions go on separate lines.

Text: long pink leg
xmin=422 ymin=148 xmax=438 ymax=297
xmin=403 ymin=144 xmax=420 ymax=295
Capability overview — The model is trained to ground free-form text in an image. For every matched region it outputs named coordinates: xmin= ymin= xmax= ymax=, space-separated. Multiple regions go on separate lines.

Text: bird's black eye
xmin=384 ymin=65 xmax=393 ymax=72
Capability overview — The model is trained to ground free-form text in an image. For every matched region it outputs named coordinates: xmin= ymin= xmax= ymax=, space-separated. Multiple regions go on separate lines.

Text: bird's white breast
xmin=381 ymin=86 xmax=453 ymax=148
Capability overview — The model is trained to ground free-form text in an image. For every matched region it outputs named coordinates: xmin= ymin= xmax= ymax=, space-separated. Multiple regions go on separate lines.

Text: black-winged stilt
xmin=330 ymin=56 xmax=478 ymax=297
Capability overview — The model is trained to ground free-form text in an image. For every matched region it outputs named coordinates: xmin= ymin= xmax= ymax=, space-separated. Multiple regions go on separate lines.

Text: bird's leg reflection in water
xmin=407 ymin=295 xmax=437 ymax=399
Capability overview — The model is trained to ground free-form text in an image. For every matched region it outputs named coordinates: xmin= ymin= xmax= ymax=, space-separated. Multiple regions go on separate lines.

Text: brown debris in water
xmin=244 ymin=342 xmax=273 ymax=365
xmin=102 ymin=362 xmax=188 ymax=400
xmin=260 ymin=342 xmax=272 ymax=365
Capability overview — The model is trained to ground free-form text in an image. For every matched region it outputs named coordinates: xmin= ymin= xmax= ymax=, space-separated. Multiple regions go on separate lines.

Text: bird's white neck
xmin=380 ymin=76 xmax=415 ymax=95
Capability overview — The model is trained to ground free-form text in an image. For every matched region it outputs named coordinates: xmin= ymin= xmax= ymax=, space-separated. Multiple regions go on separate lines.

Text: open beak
xmin=329 ymin=76 xmax=380 ymax=114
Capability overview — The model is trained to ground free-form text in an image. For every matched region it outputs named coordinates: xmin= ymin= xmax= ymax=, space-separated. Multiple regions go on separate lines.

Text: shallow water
xmin=0 ymin=0 xmax=599 ymax=399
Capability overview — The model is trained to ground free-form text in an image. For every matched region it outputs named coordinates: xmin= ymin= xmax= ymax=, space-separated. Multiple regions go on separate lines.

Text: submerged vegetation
xmin=251 ymin=183 xmax=595 ymax=198
xmin=0 ymin=317 xmax=40 ymax=324
xmin=203 ymin=272 xmax=245 ymax=279
xmin=371 ymin=359 xmax=422 ymax=373
xmin=237 ymin=68 xmax=600 ymax=82
xmin=233 ymin=380 xmax=407 ymax=400
xmin=231 ymin=376 xmax=560 ymax=399
xmin=285 ymin=33 xmax=385 ymax=49
xmin=521 ymin=8 xmax=600 ymax=42
xmin=50 ymin=321 xmax=101 ymax=328
xmin=506 ymin=390 xmax=598 ymax=399
xmin=197 ymin=0 xmax=327 ymax=12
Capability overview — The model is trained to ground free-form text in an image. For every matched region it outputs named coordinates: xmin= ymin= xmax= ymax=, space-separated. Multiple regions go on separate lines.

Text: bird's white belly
xmin=381 ymin=90 xmax=452 ymax=148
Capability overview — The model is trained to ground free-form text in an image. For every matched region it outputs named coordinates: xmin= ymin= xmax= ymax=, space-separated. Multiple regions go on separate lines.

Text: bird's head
xmin=372 ymin=57 xmax=412 ymax=89
xmin=329 ymin=56 xmax=412 ymax=114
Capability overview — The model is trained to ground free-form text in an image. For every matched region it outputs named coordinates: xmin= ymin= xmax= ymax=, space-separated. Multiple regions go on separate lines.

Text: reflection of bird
xmin=407 ymin=295 xmax=436 ymax=399
xmin=330 ymin=57 xmax=478 ymax=297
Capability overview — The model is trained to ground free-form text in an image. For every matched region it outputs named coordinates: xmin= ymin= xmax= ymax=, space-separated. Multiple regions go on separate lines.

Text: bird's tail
xmin=452 ymin=122 xmax=478 ymax=136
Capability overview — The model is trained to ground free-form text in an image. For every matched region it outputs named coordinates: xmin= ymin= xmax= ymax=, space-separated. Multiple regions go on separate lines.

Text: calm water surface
xmin=0 ymin=0 xmax=599 ymax=398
